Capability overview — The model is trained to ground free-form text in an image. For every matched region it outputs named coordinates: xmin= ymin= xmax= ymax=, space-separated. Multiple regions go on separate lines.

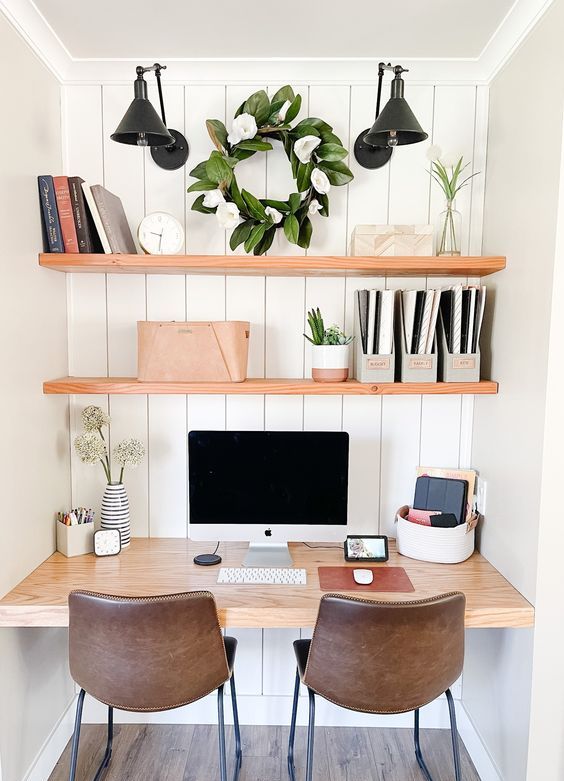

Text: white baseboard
xmin=27 ymin=694 xmax=503 ymax=781
xmin=22 ymin=698 xmax=76 ymax=781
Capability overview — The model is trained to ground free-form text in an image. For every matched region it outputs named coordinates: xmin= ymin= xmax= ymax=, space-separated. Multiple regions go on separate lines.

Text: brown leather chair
xmin=288 ymin=592 xmax=466 ymax=781
xmin=67 ymin=590 xmax=241 ymax=781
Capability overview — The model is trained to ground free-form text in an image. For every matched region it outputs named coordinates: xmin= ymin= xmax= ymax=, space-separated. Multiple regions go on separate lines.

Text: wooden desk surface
xmin=0 ymin=539 xmax=533 ymax=629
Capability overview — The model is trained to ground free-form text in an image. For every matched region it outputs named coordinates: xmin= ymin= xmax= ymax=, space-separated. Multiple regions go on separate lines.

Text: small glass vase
xmin=436 ymin=199 xmax=462 ymax=256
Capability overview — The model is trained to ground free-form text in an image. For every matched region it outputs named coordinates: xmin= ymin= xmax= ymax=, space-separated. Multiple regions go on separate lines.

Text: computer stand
xmin=242 ymin=542 xmax=294 ymax=568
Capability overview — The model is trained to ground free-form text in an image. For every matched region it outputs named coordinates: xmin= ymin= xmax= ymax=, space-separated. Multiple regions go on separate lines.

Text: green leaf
xmin=319 ymin=193 xmax=329 ymax=217
xmin=206 ymin=151 xmax=233 ymax=185
xmin=318 ymin=160 xmax=354 ymax=186
xmin=297 ymin=216 xmax=312 ymax=249
xmin=187 ymin=179 xmax=218 ymax=193
xmin=230 ymin=147 xmax=256 ymax=162
xmin=292 ymin=125 xmax=320 ymax=139
xmin=206 ymin=119 xmax=228 ymax=150
xmin=290 ymin=149 xmax=300 ymax=179
xmin=263 ymin=199 xmax=291 ymax=213
xmin=254 ymin=226 xmax=276 ymax=256
xmin=271 ymin=85 xmax=296 ymax=105
xmin=189 ymin=161 xmax=208 ymax=180
xmin=229 ymin=177 xmax=246 ymax=213
xmin=235 ymin=138 xmax=273 ymax=152
xmin=191 ymin=194 xmax=215 ymax=214
xmin=229 ymin=220 xmax=255 ymax=251
xmin=297 ymin=117 xmax=333 ymax=134
xmin=242 ymin=189 xmax=268 ymax=221
xmin=297 ymin=161 xmax=313 ymax=192
xmin=316 ymin=143 xmax=348 ymax=162
xmin=320 ymin=131 xmax=343 ymax=145
xmin=283 ymin=214 xmax=300 ymax=244
xmin=244 ymin=222 xmax=267 ymax=253
xmin=224 ymin=156 xmax=239 ymax=168
xmin=267 ymin=99 xmax=286 ymax=121
xmin=289 ymin=193 xmax=301 ymax=213
xmin=243 ymin=90 xmax=271 ymax=126
xmin=284 ymin=94 xmax=302 ymax=124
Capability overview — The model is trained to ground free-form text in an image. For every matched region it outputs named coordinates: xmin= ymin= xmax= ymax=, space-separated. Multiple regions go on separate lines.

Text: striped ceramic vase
xmin=101 ymin=483 xmax=130 ymax=547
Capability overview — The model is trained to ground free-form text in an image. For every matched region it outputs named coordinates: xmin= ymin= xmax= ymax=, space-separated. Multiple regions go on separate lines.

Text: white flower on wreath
xmin=216 ymin=202 xmax=240 ymax=229
xmin=278 ymin=100 xmax=291 ymax=122
xmin=265 ymin=206 xmax=283 ymax=224
xmin=203 ymin=189 xmax=225 ymax=208
xmin=311 ymin=168 xmax=330 ymax=195
xmin=426 ymin=144 xmax=442 ymax=163
xmin=294 ymin=135 xmax=321 ymax=164
xmin=228 ymin=113 xmax=258 ymax=145
xmin=308 ymin=199 xmax=322 ymax=215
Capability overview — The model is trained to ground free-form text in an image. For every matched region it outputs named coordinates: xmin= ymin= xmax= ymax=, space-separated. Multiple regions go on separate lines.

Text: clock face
xmin=138 ymin=212 xmax=184 ymax=255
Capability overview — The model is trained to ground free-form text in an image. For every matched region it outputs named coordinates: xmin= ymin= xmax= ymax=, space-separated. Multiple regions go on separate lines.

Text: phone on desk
xmin=344 ymin=535 xmax=389 ymax=562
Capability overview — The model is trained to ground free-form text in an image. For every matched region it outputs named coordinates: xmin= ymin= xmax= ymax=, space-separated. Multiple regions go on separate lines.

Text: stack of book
xmin=356 ymin=289 xmax=394 ymax=355
xmin=37 ymin=175 xmax=137 ymax=254
xmin=439 ymin=284 xmax=486 ymax=355
xmin=400 ymin=289 xmax=442 ymax=355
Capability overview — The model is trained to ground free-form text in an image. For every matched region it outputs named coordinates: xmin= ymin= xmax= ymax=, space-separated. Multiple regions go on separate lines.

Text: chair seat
xmin=293 ymin=639 xmax=311 ymax=680
xmin=224 ymin=636 xmax=237 ymax=673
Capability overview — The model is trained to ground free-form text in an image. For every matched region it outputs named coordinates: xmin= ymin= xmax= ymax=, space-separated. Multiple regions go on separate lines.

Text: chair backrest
xmin=303 ymin=592 xmax=465 ymax=714
xmin=68 ymin=590 xmax=230 ymax=712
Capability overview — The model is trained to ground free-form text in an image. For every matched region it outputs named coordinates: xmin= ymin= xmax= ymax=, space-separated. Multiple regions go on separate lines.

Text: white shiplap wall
xmin=63 ymin=80 xmax=487 ymax=709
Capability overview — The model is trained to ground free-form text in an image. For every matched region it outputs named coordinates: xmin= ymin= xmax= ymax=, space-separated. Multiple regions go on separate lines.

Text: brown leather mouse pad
xmin=318 ymin=567 xmax=415 ymax=592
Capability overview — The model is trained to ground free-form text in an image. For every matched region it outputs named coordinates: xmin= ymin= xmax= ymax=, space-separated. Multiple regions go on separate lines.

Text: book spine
xmin=68 ymin=177 xmax=93 ymax=253
xmin=53 ymin=176 xmax=79 ymax=253
xmin=93 ymin=193 xmax=119 ymax=253
xmin=81 ymin=183 xmax=111 ymax=253
xmin=37 ymin=176 xmax=64 ymax=253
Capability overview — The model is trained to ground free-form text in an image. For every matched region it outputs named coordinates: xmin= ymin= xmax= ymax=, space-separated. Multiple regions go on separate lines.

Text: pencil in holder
xmin=396 ymin=295 xmax=438 ymax=383
xmin=353 ymin=294 xmax=395 ymax=382
xmin=437 ymin=313 xmax=481 ymax=382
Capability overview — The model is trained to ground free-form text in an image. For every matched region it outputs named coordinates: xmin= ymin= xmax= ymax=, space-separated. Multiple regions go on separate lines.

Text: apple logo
xmin=264 ymin=528 xmax=272 ymax=537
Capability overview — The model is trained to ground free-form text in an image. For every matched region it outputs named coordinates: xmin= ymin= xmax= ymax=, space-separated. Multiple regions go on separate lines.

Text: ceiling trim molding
xmin=0 ymin=0 xmax=554 ymax=85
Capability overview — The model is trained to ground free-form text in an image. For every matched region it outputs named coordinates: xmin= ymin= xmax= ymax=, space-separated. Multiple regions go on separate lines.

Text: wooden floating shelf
xmin=43 ymin=377 xmax=499 ymax=396
xmin=39 ymin=253 xmax=506 ymax=278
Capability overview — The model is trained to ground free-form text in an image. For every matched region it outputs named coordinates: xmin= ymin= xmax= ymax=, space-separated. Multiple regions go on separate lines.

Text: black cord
xmin=212 ymin=541 xmax=220 ymax=555
xmin=302 ymin=542 xmax=341 ymax=550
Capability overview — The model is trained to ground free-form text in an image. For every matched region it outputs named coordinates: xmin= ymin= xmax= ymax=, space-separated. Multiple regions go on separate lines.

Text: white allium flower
xmin=311 ymin=168 xmax=331 ymax=195
xmin=426 ymin=144 xmax=442 ymax=162
xmin=227 ymin=113 xmax=258 ymax=145
xmin=308 ymin=199 xmax=322 ymax=215
xmin=265 ymin=206 xmax=283 ymax=224
xmin=203 ymin=189 xmax=225 ymax=208
xmin=278 ymin=99 xmax=291 ymax=121
xmin=82 ymin=405 xmax=109 ymax=432
xmin=441 ymin=151 xmax=461 ymax=168
xmin=113 ymin=438 xmax=146 ymax=468
xmin=216 ymin=202 xmax=240 ymax=230
xmin=294 ymin=135 xmax=321 ymax=164
xmin=74 ymin=432 xmax=107 ymax=464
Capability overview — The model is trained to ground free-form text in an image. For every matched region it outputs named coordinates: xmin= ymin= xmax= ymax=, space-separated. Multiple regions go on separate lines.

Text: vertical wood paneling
xmin=431 ymin=86 xmax=477 ymax=255
xmin=343 ymin=396 xmax=382 ymax=534
xmin=226 ymin=276 xmax=265 ymax=379
xmin=469 ymin=86 xmax=489 ymax=255
xmin=308 ymin=86 xmax=351 ymax=255
xmin=265 ymin=277 xmax=305 ymax=379
xmin=63 ymin=85 xmax=103 ymax=183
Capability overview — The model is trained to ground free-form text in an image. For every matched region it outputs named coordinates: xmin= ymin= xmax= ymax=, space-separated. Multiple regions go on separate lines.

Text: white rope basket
xmin=395 ymin=505 xmax=477 ymax=564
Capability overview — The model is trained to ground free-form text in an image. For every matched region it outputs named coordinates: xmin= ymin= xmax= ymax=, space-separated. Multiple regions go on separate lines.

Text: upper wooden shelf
xmin=39 ymin=253 xmax=506 ymax=278
xmin=43 ymin=377 xmax=498 ymax=396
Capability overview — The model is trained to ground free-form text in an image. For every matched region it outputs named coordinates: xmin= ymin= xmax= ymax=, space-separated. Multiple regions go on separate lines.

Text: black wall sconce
xmin=354 ymin=63 xmax=428 ymax=170
xmin=111 ymin=63 xmax=189 ymax=171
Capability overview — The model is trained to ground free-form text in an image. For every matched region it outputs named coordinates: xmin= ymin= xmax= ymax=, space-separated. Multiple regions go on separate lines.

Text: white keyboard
xmin=217 ymin=567 xmax=307 ymax=585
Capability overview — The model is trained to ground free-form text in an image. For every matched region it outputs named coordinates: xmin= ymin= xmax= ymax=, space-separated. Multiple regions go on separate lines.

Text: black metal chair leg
xmin=305 ymin=689 xmax=316 ymax=781
xmin=287 ymin=669 xmax=300 ymax=781
xmin=414 ymin=708 xmax=435 ymax=781
xmin=68 ymin=689 xmax=86 ymax=781
xmin=230 ymin=673 xmax=242 ymax=781
xmin=446 ymin=688 xmax=463 ymax=781
xmin=218 ymin=685 xmax=228 ymax=781
xmin=91 ymin=706 xmax=114 ymax=781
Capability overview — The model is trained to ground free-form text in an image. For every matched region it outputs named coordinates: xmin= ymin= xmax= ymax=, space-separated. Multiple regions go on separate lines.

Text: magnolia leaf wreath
xmin=187 ymin=86 xmax=354 ymax=256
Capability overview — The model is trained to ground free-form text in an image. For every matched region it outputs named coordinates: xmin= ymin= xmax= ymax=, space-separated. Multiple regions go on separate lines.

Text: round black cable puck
xmin=193 ymin=553 xmax=222 ymax=566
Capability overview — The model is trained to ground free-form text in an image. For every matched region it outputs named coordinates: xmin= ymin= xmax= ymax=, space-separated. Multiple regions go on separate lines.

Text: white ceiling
xmin=34 ymin=0 xmax=515 ymax=60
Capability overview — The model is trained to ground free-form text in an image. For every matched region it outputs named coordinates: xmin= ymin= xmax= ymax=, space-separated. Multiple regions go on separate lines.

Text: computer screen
xmin=188 ymin=431 xmax=349 ymax=527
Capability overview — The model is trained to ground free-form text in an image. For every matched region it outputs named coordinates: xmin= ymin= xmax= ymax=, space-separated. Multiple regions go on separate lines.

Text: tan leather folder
xmin=138 ymin=321 xmax=250 ymax=382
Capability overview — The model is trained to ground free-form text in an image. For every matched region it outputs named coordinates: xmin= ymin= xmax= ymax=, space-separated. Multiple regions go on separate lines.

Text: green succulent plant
xmin=304 ymin=308 xmax=353 ymax=346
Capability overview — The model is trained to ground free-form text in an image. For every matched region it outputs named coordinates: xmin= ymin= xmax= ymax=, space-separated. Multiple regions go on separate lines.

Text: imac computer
xmin=188 ymin=430 xmax=349 ymax=567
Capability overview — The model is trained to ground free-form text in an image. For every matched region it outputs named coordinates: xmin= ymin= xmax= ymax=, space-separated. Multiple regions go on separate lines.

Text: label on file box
xmin=408 ymin=357 xmax=432 ymax=370
xmin=367 ymin=356 xmax=390 ymax=370
xmin=453 ymin=357 xmax=476 ymax=370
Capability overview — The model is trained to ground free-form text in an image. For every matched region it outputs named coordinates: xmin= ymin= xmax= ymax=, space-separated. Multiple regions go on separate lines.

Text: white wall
xmin=465 ymin=2 xmax=564 ymax=779
xmin=61 ymin=77 xmax=488 ymax=729
xmin=0 ymin=13 xmax=73 ymax=781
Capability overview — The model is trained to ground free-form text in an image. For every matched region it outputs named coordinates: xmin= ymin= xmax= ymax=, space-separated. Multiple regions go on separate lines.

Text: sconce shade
xmin=363 ymin=76 xmax=428 ymax=148
xmin=111 ymin=76 xmax=174 ymax=147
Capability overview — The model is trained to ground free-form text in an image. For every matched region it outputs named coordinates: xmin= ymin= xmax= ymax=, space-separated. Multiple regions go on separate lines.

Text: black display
xmin=188 ymin=431 xmax=349 ymax=526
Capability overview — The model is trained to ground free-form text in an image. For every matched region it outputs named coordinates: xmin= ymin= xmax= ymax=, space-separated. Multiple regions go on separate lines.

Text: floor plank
xmin=48 ymin=724 xmax=481 ymax=781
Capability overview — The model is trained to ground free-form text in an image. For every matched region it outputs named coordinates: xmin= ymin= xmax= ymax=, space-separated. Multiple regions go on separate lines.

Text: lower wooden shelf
xmin=43 ymin=377 xmax=499 ymax=396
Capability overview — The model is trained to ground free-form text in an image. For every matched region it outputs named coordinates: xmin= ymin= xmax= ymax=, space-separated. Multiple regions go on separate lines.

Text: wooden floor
xmin=49 ymin=724 xmax=480 ymax=780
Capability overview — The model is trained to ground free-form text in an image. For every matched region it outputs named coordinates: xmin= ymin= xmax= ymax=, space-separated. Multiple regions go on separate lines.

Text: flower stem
xmin=119 ymin=466 xmax=124 ymax=484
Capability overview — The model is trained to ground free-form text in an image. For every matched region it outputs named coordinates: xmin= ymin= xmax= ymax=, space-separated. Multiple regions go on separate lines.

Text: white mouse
xmin=353 ymin=569 xmax=374 ymax=585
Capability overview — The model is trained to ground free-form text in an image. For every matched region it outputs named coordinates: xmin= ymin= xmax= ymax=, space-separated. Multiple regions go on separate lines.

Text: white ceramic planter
xmin=311 ymin=344 xmax=350 ymax=382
